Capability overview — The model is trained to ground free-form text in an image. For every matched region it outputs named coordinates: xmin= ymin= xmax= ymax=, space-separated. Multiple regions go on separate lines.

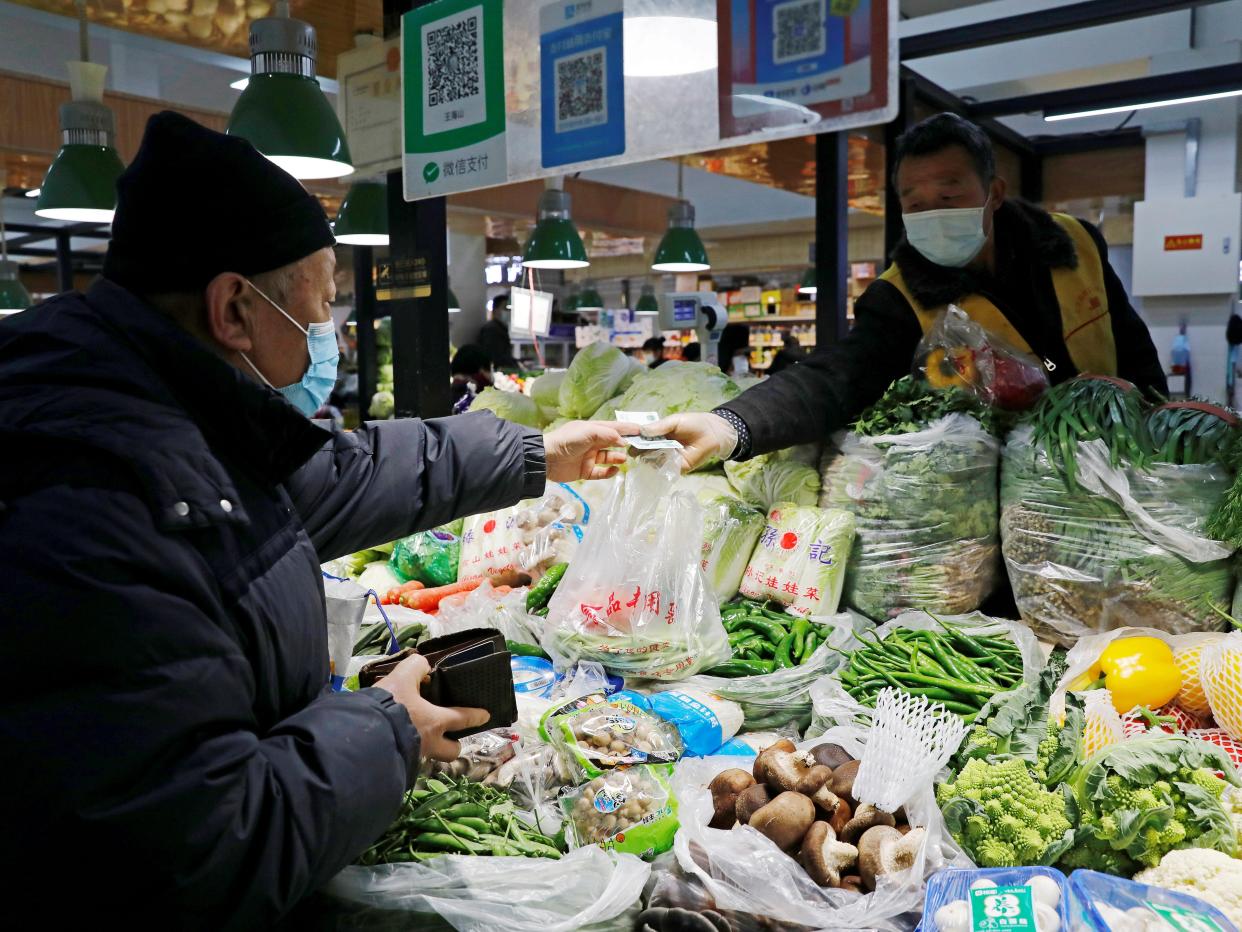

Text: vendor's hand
xmin=640 ymin=412 xmax=738 ymax=472
xmin=374 ymin=653 xmax=489 ymax=761
xmin=544 ymin=420 xmax=639 ymax=482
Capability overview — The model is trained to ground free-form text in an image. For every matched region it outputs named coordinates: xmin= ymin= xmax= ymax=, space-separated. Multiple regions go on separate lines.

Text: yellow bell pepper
xmin=1096 ymin=637 xmax=1181 ymax=715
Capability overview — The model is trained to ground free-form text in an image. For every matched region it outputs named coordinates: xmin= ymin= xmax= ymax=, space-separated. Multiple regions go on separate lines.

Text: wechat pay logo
xmin=422 ymin=161 xmax=440 ymax=183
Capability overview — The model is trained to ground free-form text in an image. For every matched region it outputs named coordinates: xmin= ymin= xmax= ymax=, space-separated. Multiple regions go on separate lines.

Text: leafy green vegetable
xmin=1060 ymin=732 xmax=1241 ymax=873
xmin=698 ymin=495 xmax=766 ymax=603
xmin=613 ymin=361 xmax=740 ymax=420
xmin=469 ymin=387 xmax=541 ymax=428
xmin=1146 ymin=402 xmax=1237 ymax=466
xmin=851 ymin=376 xmax=1005 ymax=437
xmin=558 ymin=343 xmax=633 ymax=419
xmin=369 ymin=389 xmax=395 ymax=419
xmin=344 ymin=541 xmax=397 ymax=578
xmin=1029 ymin=375 xmax=1149 ymax=490
xmin=725 ymin=456 xmax=820 ymax=511
xmin=739 ymin=505 xmax=855 ymax=616
xmin=530 ymin=370 xmax=566 ymax=425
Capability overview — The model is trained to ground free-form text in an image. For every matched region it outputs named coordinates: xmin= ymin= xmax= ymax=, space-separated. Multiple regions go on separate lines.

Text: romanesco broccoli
xmin=937 ymin=758 xmax=1073 ymax=867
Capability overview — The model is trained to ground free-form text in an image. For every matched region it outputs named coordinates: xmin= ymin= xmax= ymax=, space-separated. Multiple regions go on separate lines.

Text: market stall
xmin=323 ymin=348 xmax=1242 ymax=932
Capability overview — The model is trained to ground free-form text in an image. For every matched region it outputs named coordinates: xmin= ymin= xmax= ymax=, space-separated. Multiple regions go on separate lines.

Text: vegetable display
xmin=708 ymin=598 xmax=845 ymax=677
xmin=1001 ymin=380 xmax=1236 ymax=644
xmin=356 ymin=776 xmax=565 ymax=864
xmin=836 ymin=620 xmax=1026 ymax=722
xmin=725 ymin=452 xmax=821 ymax=512
xmin=612 ymin=360 xmax=741 ymax=421
xmin=821 ymin=394 xmax=1001 ymax=621
xmin=468 ymin=386 xmax=542 ymax=428
xmin=353 ymin=619 xmax=424 ymax=656
xmin=697 ymin=495 xmax=766 ymax=604
xmin=738 ymin=504 xmax=855 ymax=617
xmin=558 ymin=342 xmax=636 ymax=419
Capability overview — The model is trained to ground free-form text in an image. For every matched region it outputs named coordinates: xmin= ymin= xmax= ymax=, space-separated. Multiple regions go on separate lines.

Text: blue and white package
xmin=918 ymin=867 xmax=1070 ymax=932
xmin=511 ymin=656 xmax=557 ymax=698
xmin=1069 ymin=869 xmax=1237 ymax=932
xmin=615 ymin=687 xmax=745 ymax=757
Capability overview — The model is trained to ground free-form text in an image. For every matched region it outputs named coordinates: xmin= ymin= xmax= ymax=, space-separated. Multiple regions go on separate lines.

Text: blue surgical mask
xmin=240 ymin=279 xmax=340 ymax=417
xmin=902 ymin=197 xmax=990 ymax=268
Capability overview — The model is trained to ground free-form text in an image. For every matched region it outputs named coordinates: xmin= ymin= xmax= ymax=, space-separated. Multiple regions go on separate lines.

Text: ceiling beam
xmin=902 ymin=68 xmax=1037 ymax=154
xmin=966 ymin=62 xmax=1242 ymax=118
xmin=1029 ymin=126 xmax=1146 ymax=155
xmin=900 ymin=0 xmax=1216 ymax=60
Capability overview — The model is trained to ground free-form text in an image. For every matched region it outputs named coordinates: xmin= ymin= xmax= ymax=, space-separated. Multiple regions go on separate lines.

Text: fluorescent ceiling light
xmin=25 ymin=188 xmax=41 ymax=198
xmin=1045 ymin=88 xmax=1242 ymax=122
xmin=263 ymin=154 xmax=355 ymax=180
xmin=624 ymin=17 xmax=717 ymax=77
xmin=635 ymin=309 xmax=659 ymax=316
xmin=231 ymin=77 xmax=250 ymax=90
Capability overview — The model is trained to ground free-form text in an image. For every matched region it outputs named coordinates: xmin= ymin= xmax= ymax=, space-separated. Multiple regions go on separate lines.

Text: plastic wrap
xmin=428 ymin=582 xmax=542 ymax=645
xmin=738 ymin=504 xmax=856 ymax=617
xmin=458 ymin=484 xmax=589 ymax=581
xmin=390 ymin=528 xmax=461 ymax=587
xmin=324 ymin=845 xmax=648 ymax=931
xmin=1068 ymin=868 xmax=1237 ymax=932
xmin=807 ymin=611 xmax=1043 ymax=735
xmin=697 ymin=495 xmax=766 ymax=604
xmin=671 ymin=727 xmax=970 ymax=932
xmin=820 ymin=413 xmax=1000 ymax=622
xmin=674 ymin=612 xmax=867 ymax=731
xmin=562 ymin=765 xmax=679 ymax=859
xmin=919 ymin=867 xmax=1071 ymax=932
xmin=540 ymin=691 xmax=684 ymax=779
xmin=544 ymin=452 xmax=731 ymax=680
xmin=1000 ymin=426 xmax=1235 ymax=645
xmin=725 ymin=454 xmax=822 ymax=512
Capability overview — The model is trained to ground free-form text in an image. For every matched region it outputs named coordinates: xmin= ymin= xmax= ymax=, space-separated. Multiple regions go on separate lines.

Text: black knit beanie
xmin=103 ymin=111 xmax=336 ymax=293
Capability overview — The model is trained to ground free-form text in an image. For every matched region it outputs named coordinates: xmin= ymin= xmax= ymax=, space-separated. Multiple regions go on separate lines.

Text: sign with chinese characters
xmin=374 ymin=254 xmax=431 ymax=301
xmin=401 ymin=0 xmax=508 ymax=199
xmin=337 ymin=37 xmax=403 ymax=174
xmin=716 ymin=0 xmax=894 ymax=141
xmin=539 ymin=0 xmax=626 ymax=167
xmin=968 ymin=885 xmax=1036 ymax=931
xmin=1163 ymin=234 xmax=1204 ymax=251
xmin=1145 ymin=902 xmax=1226 ymax=932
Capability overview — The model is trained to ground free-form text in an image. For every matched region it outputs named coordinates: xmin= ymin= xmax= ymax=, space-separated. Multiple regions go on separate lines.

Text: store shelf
xmin=734 ymin=312 xmax=818 ymax=323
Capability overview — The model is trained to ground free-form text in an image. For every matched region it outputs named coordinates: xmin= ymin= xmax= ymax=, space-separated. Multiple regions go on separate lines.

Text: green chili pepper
xmin=773 ymin=633 xmax=796 ymax=669
xmin=800 ymin=631 xmax=819 ymax=663
xmin=526 ymin=562 xmax=568 ymax=612
xmin=705 ymin=659 xmax=777 ymax=677
xmin=791 ymin=619 xmax=810 ymax=660
xmin=734 ymin=616 xmax=788 ymax=644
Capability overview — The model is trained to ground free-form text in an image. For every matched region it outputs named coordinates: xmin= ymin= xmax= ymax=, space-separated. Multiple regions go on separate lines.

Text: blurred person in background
xmin=450 ymin=343 xmax=494 ymax=408
xmin=477 ymin=292 xmax=518 ymax=369
xmin=642 ymin=336 xmax=668 ymax=368
xmin=716 ymin=323 xmax=752 ymax=379
xmin=682 ymin=342 xmax=702 ymax=362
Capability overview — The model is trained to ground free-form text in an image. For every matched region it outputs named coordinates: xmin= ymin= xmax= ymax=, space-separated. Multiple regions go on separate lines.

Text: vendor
xmin=0 ymin=112 xmax=633 ymax=925
xmin=649 ymin=113 xmax=1166 ymax=467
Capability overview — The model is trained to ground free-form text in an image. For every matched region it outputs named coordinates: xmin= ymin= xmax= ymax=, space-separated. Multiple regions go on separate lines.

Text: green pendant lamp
xmin=36 ymin=23 xmax=125 ymax=226
xmin=797 ymin=266 xmax=817 ymax=296
xmin=634 ymin=282 xmax=660 ymax=315
xmin=652 ymin=158 xmax=709 ymax=273
xmin=333 ymin=180 xmax=387 ymax=245
xmin=577 ymin=284 xmax=604 ymax=311
xmin=522 ymin=183 xmax=589 ymax=269
xmin=227 ymin=0 xmax=353 ymax=180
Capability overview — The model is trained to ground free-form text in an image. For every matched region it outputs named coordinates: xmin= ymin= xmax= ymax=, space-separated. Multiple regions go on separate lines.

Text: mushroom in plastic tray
xmin=706 ymin=739 xmax=926 ymax=894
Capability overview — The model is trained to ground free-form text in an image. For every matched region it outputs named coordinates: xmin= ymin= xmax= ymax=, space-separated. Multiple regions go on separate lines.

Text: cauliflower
xmin=1225 ymin=785 xmax=1242 ymax=848
xmin=1134 ymin=848 xmax=1242 ymax=929
xmin=937 ymin=758 xmax=1073 ymax=866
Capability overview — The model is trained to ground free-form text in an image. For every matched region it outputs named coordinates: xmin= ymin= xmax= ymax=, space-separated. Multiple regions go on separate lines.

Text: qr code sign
xmin=426 ymin=15 xmax=479 ymax=108
xmin=773 ymin=0 xmax=826 ymax=64
xmin=554 ymin=47 xmax=608 ymax=133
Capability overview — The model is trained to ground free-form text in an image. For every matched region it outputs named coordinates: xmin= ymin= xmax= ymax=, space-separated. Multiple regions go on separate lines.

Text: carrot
xmin=384 ymin=580 xmax=425 ymax=603
xmin=399 ymin=578 xmax=483 ymax=612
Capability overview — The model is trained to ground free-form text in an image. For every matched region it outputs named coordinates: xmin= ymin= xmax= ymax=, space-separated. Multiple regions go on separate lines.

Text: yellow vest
xmin=879 ymin=212 xmax=1118 ymax=377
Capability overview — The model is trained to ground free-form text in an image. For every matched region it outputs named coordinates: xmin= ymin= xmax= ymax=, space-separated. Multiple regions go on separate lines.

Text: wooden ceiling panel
xmin=9 ymin=0 xmax=378 ymax=78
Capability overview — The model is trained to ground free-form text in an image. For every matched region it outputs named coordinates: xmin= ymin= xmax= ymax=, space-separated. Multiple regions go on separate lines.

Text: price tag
xmin=1146 ymin=902 xmax=1226 ymax=932
xmin=969 ymin=885 xmax=1036 ymax=931
xmin=615 ymin=410 xmax=683 ymax=451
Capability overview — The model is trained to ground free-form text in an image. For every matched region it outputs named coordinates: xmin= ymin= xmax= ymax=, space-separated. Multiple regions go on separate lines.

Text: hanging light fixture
xmin=652 ymin=159 xmax=709 ymax=273
xmin=634 ymin=282 xmax=660 ymax=315
xmin=0 ymin=180 xmax=31 ymax=314
xmin=227 ymin=0 xmax=353 ymax=180
xmin=797 ymin=267 xmax=817 ymax=296
xmin=36 ymin=2 xmax=124 ymax=224
xmin=577 ymin=283 xmax=604 ymax=311
xmin=333 ymin=180 xmax=387 ymax=245
xmin=522 ymin=180 xmax=589 ymax=269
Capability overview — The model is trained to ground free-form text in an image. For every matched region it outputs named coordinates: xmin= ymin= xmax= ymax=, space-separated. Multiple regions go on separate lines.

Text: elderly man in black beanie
xmin=0 ymin=112 xmax=633 ymax=926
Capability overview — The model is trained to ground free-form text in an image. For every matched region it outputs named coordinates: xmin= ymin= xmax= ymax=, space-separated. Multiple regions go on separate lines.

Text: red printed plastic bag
xmin=738 ymin=504 xmax=855 ymax=617
xmin=543 ymin=452 xmax=731 ymax=680
xmin=915 ymin=305 xmax=1049 ymax=411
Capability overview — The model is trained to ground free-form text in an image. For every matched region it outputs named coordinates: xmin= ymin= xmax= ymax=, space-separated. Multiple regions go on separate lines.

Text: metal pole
xmin=353 ymin=245 xmax=377 ymax=424
xmin=55 ymin=231 xmax=73 ymax=292
xmin=383 ymin=0 xmax=452 ymax=419
xmin=815 ymin=131 xmax=850 ymax=347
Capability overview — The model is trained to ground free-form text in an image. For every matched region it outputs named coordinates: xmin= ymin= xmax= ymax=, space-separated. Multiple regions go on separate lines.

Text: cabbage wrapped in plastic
xmin=614 ymin=361 xmax=740 ymax=418
xmin=530 ymin=370 xmax=566 ymax=426
xmin=469 ymin=386 xmax=541 ymax=428
xmin=725 ymin=455 xmax=821 ymax=511
xmin=698 ymin=495 xmax=766 ymax=603
xmin=559 ymin=343 xmax=634 ymax=418
xmin=368 ymin=389 xmax=394 ymax=419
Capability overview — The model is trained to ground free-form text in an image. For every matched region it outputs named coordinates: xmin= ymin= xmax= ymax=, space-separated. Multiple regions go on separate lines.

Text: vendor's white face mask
xmin=733 ymin=355 xmax=750 ymax=377
xmin=902 ymin=197 xmax=990 ymax=268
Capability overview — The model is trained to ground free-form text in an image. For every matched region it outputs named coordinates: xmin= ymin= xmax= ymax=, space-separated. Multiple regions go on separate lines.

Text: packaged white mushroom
xmin=1069 ymin=868 xmax=1237 ymax=932
xmin=921 ymin=868 xmax=1069 ymax=932
xmin=539 ymin=690 xmax=683 ymax=779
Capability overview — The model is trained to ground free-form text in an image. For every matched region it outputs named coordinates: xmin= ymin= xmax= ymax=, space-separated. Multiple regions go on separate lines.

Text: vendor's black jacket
xmin=0 ymin=280 xmax=545 ymax=927
xmin=719 ymin=199 xmax=1167 ymax=455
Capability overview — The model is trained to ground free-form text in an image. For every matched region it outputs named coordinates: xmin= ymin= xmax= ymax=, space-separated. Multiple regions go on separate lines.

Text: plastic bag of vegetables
xmin=807 ymin=611 xmax=1044 ymax=734
xmin=469 ymin=387 xmax=542 ymax=428
xmin=1001 ymin=414 xmax=1235 ymax=646
xmin=324 ymin=844 xmax=649 ymax=931
xmin=820 ymin=411 xmax=1000 ymax=622
xmin=558 ymin=343 xmax=635 ymax=419
xmin=390 ymin=528 xmax=460 ymax=587
xmin=738 ymin=504 xmax=856 ymax=617
xmin=669 ymin=726 xmax=970 ymax=932
xmin=697 ymin=495 xmax=766 ymax=603
xmin=543 ymin=451 xmax=731 ymax=680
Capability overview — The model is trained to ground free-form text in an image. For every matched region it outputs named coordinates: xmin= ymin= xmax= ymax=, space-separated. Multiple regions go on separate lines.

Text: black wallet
xmin=358 ymin=628 xmax=517 ymax=740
